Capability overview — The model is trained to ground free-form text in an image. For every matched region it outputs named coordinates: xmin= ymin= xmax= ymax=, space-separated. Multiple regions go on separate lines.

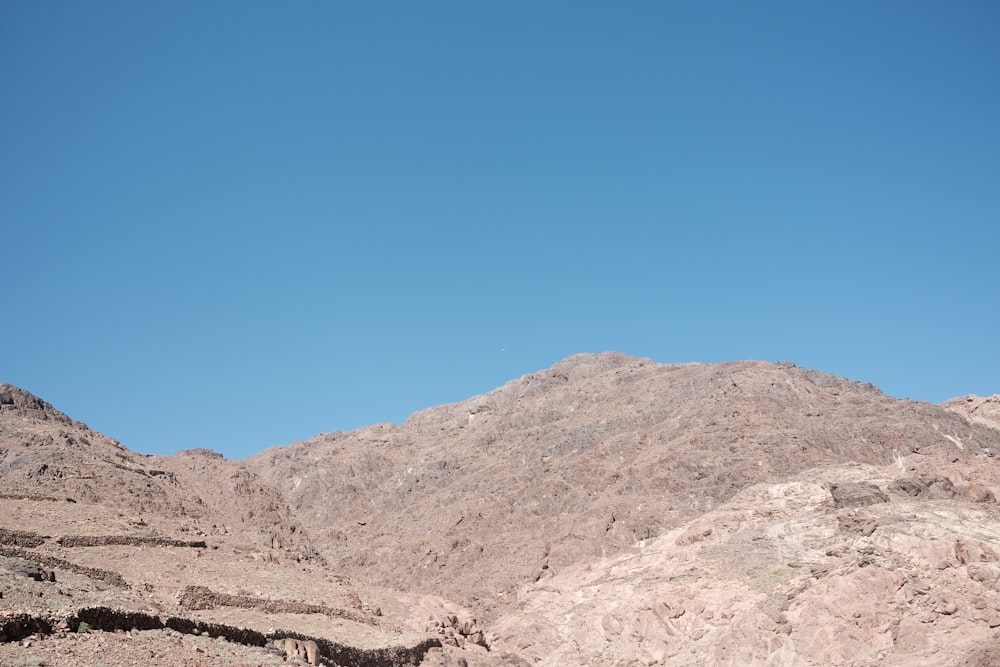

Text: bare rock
xmin=830 ymin=482 xmax=888 ymax=508
xmin=943 ymin=394 xmax=1000 ymax=432
xmin=4 ymin=357 xmax=1000 ymax=667
xmin=7 ymin=563 xmax=56 ymax=583
xmin=888 ymin=475 xmax=957 ymax=499
xmin=426 ymin=611 xmax=488 ymax=649
xmin=888 ymin=478 xmax=925 ymax=497
xmin=956 ymin=539 xmax=1000 ymax=565
xmin=959 ymin=484 xmax=996 ymax=503
xmin=274 ymin=637 xmax=319 ymax=665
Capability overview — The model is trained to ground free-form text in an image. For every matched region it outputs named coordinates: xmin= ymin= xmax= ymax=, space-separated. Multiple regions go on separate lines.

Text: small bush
xmin=76 ymin=621 xmax=90 ymax=633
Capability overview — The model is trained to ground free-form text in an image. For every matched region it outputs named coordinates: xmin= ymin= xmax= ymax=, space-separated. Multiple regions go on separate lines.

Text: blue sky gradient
xmin=3 ymin=2 xmax=998 ymax=458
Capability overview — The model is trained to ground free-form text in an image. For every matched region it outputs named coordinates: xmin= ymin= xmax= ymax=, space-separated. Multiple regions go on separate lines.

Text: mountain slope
xmin=244 ymin=353 xmax=1000 ymax=621
xmin=0 ymin=383 xmax=317 ymax=560
xmin=4 ymin=355 xmax=1000 ymax=666
xmin=491 ymin=459 xmax=1000 ymax=666
xmin=945 ymin=395 xmax=1000 ymax=433
xmin=0 ymin=383 xmax=195 ymax=513
xmin=0 ymin=384 xmax=460 ymax=667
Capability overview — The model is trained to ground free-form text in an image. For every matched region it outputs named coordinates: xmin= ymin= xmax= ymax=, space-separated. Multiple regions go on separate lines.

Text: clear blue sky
xmin=2 ymin=2 xmax=997 ymax=458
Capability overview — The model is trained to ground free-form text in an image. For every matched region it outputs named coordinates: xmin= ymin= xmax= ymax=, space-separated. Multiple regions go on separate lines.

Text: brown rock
xmin=4 ymin=358 xmax=1000 ymax=667
xmin=888 ymin=475 xmax=958 ymax=499
xmin=959 ymin=485 xmax=996 ymax=503
xmin=830 ymin=482 xmax=888 ymax=508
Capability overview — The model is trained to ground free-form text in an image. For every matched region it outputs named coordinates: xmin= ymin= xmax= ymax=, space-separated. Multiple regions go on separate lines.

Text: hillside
xmin=945 ymin=395 xmax=1000 ymax=432
xmin=0 ymin=383 xmax=460 ymax=666
xmin=3 ymin=355 xmax=1000 ymax=666
xmin=245 ymin=354 xmax=999 ymax=620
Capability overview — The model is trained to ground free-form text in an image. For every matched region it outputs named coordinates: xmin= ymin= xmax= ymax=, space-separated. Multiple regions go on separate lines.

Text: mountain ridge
xmin=3 ymin=354 xmax=1000 ymax=666
xmin=242 ymin=354 xmax=999 ymax=619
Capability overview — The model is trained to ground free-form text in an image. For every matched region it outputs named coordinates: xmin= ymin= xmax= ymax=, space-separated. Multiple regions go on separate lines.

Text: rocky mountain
xmin=0 ymin=383 xmax=314 ymax=560
xmin=245 ymin=354 xmax=998 ymax=618
xmin=0 ymin=382 xmax=465 ymax=666
xmin=2 ymin=354 xmax=1000 ymax=666
xmin=945 ymin=395 xmax=1000 ymax=432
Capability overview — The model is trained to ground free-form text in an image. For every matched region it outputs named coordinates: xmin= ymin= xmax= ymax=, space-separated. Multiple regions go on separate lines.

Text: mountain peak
xmin=0 ymin=383 xmax=72 ymax=424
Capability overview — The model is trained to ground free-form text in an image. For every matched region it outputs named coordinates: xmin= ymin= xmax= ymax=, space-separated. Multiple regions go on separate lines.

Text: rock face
xmin=0 ymin=384 xmax=317 ymax=561
xmin=490 ymin=462 xmax=1000 ymax=666
xmin=3 ymin=354 xmax=1000 ymax=667
xmin=0 ymin=384 xmax=73 ymax=421
xmin=275 ymin=637 xmax=319 ymax=665
xmin=0 ymin=384 xmax=189 ymax=510
xmin=829 ymin=482 xmax=889 ymax=508
xmin=245 ymin=354 xmax=1000 ymax=621
xmin=944 ymin=395 xmax=1000 ymax=433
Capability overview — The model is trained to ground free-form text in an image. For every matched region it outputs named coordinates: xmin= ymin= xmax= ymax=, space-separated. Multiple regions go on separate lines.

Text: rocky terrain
xmin=2 ymin=353 xmax=1000 ymax=665
xmin=945 ymin=395 xmax=1000 ymax=432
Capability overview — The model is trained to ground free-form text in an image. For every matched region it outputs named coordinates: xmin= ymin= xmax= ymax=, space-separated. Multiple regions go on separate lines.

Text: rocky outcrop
xmin=829 ymin=482 xmax=888 ymax=508
xmin=275 ymin=637 xmax=319 ymax=665
xmin=0 ymin=384 xmax=72 ymax=423
xmin=944 ymin=394 xmax=1000 ymax=432
xmin=887 ymin=475 xmax=995 ymax=502
xmin=426 ymin=613 xmax=488 ymax=649
xmin=490 ymin=466 xmax=1000 ymax=666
